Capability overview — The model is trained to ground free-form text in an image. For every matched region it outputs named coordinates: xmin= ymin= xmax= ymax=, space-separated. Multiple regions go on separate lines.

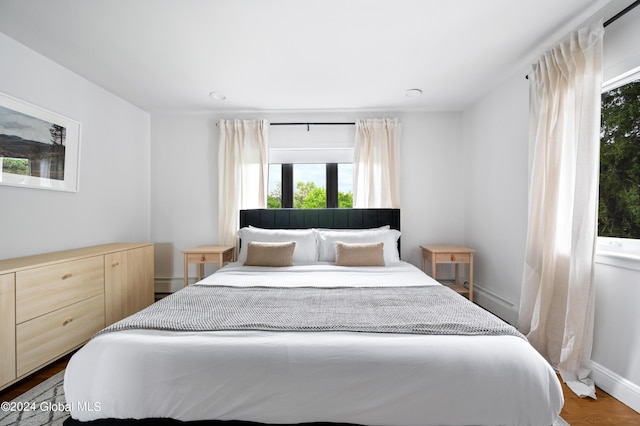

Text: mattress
xmin=64 ymin=262 xmax=563 ymax=425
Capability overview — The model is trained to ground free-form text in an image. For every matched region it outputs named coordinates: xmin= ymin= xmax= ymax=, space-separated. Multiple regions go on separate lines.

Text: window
xmin=267 ymin=122 xmax=355 ymax=209
xmin=293 ymin=164 xmax=326 ymax=208
xmin=267 ymin=164 xmax=282 ymax=208
xmin=267 ymin=162 xmax=353 ymax=208
xmin=598 ymin=74 xmax=640 ymax=239
xmin=337 ymin=163 xmax=353 ymax=207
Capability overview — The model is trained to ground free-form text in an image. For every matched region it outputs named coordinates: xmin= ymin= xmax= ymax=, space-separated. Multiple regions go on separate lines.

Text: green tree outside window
xmin=599 ymin=79 xmax=640 ymax=238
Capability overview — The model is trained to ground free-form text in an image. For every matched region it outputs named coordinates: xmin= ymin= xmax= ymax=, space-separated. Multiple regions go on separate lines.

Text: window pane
xmin=293 ymin=164 xmax=326 ymax=208
xmin=267 ymin=164 xmax=281 ymax=208
xmin=599 ymin=78 xmax=640 ymax=238
xmin=338 ymin=163 xmax=353 ymax=208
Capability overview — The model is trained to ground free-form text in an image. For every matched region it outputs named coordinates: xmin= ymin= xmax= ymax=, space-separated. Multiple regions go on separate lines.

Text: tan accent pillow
xmin=244 ymin=241 xmax=296 ymax=267
xmin=335 ymin=242 xmax=385 ymax=266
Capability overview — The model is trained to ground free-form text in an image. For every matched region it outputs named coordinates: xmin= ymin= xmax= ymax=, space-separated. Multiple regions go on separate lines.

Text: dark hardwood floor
xmin=2 ymin=357 xmax=639 ymax=425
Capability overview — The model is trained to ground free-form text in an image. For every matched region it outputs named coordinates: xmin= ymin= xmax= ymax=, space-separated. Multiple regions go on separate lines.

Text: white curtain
xmin=518 ymin=21 xmax=604 ymax=399
xmin=218 ymin=119 xmax=269 ymax=246
xmin=353 ymin=118 xmax=401 ymax=208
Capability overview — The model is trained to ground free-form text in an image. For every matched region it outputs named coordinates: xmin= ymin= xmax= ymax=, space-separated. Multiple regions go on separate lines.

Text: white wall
xmin=462 ymin=70 xmax=529 ymax=325
xmin=150 ymin=110 xmax=464 ymax=290
xmin=399 ymin=111 xmax=465 ymax=267
xmin=0 ymin=33 xmax=151 ymax=259
xmin=591 ymin=255 xmax=640 ymax=411
xmin=150 ymin=113 xmax=219 ymax=282
xmin=462 ymin=3 xmax=640 ymax=412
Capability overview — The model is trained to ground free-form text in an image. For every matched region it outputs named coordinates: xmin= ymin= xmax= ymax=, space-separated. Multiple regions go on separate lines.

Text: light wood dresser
xmin=0 ymin=242 xmax=154 ymax=391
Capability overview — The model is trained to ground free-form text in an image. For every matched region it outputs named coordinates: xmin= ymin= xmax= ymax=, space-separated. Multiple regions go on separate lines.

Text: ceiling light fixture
xmin=209 ymin=91 xmax=226 ymax=101
xmin=404 ymin=88 xmax=422 ymax=98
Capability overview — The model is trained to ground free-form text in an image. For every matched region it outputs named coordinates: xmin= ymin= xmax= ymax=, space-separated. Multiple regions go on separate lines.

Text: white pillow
xmin=237 ymin=227 xmax=317 ymax=264
xmin=317 ymin=228 xmax=401 ymax=263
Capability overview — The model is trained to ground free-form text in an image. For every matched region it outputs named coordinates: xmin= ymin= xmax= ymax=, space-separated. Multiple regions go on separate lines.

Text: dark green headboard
xmin=239 ymin=208 xmax=401 ymax=254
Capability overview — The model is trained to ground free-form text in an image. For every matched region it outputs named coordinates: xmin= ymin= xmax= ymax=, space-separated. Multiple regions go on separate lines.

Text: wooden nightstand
xmin=183 ymin=245 xmax=235 ymax=286
xmin=420 ymin=245 xmax=475 ymax=301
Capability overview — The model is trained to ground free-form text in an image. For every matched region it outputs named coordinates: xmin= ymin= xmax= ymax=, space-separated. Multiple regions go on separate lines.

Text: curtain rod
xmin=270 ymin=122 xmax=355 ymax=131
xmin=216 ymin=121 xmax=355 ymax=130
xmin=525 ymin=0 xmax=640 ymax=80
xmin=270 ymin=122 xmax=355 ymax=126
xmin=604 ymin=0 xmax=640 ymax=27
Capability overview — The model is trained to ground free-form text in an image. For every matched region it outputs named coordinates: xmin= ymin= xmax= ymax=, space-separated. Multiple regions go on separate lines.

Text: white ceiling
xmin=0 ymin=0 xmax=619 ymax=113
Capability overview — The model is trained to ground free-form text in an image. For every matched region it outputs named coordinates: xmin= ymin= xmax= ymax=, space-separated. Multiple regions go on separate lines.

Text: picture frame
xmin=0 ymin=92 xmax=81 ymax=192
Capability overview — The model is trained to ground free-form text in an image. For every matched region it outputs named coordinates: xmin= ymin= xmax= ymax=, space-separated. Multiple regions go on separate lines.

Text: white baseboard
xmin=590 ymin=360 xmax=640 ymax=413
xmin=472 ymin=283 xmax=519 ymax=326
xmin=155 ymin=277 xmax=185 ymax=293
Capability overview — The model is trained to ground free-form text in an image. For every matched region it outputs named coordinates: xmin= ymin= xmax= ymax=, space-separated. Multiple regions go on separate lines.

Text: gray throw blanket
xmin=96 ymin=284 xmax=524 ymax=339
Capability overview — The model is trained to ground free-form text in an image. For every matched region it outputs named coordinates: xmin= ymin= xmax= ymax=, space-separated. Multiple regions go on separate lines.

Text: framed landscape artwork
xmin=0 ymin=92 xmax=80 ymax=192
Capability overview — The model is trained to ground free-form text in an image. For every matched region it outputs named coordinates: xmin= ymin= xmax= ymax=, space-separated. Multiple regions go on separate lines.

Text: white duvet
xmin=64 ymin=262 xmax=563 ymax=425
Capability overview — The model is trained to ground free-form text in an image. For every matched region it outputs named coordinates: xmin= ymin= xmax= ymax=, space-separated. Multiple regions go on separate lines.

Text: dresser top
xmin=420 ymin=245 xmax=475 ymax=254
xmin=0 ymin=243 xmax=153 ymax=273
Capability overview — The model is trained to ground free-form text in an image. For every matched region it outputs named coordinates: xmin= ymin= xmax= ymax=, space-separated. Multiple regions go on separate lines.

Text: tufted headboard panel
xmin=239 ymin=208 xmax=401 ymax=254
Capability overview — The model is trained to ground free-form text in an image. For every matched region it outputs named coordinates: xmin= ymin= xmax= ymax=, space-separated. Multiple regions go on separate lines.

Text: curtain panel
xmin=519 ymin=21 xmax=604 ymax=398
xmin=353 ymin=118 xmax=401 ymax=208
xmin=218 ymin=119 xmax=269 ymax=246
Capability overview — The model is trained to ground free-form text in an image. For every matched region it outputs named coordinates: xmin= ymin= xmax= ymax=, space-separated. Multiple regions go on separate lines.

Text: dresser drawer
xmin=16 ymin=294 xmax=105 ymax=376
xmin=16 ymin=256 xmax=104 ymax=323
xmin=434 ymin=252 xmax=471 ymax=263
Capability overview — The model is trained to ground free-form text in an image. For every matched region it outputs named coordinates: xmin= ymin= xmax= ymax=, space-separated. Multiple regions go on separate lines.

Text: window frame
xmin=596 ymin=65 xmax=640 ymax=264
xmin=271 ymin=162 xmax=349 ymax=209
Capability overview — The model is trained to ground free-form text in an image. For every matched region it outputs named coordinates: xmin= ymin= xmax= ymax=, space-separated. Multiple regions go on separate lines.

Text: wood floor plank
xmin=559 ymin=377 xmax=640 ymax=425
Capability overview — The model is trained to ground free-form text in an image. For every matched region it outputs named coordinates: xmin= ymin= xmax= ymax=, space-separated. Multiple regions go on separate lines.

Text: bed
xmin=64 ymin=208 xmax=563 ymax=426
